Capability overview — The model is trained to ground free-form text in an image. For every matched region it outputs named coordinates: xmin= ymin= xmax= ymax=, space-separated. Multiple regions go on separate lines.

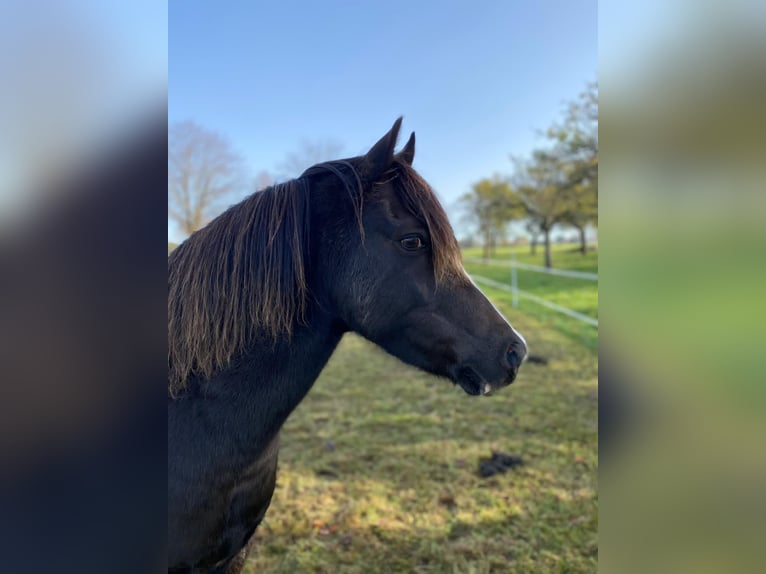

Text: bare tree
xmin=168 ymin=121 xmax=246 ymax=236
xmin=276 ymin=139 xmax=343 ymax=180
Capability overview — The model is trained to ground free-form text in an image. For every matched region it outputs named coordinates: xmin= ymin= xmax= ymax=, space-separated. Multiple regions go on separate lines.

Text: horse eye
xmin=400 ymin=235 xmax=426 ymax=251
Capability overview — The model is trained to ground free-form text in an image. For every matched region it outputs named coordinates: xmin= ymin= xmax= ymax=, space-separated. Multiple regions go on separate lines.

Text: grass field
xmin=461 ymin=244 xmax=598 ymax=274
xmin=244 ymin=288 xmax=598 ymax=573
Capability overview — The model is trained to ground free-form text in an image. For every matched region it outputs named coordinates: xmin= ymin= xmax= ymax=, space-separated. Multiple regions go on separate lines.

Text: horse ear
xmin=396 ymin=132 xmax=415 ymax=166
xmin=361 ymin=117 xmax=403 ymax=178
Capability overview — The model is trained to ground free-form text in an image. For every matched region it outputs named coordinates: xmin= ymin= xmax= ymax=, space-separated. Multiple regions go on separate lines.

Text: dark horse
xmin=168 ymin=119 xmax=527 ymax=573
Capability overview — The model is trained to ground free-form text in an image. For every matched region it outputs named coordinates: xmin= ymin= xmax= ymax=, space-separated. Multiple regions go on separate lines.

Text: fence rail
xmin=471 ymin=275 xmax=599 ymax=327
xmin=466 ymin=251 xmax=598 ymax=328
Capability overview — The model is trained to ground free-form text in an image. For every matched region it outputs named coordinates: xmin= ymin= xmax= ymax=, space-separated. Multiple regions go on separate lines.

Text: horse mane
xmin=168 ymin=175 xmax=313 ymax=397
xmin=168 ymin=159 xmax=463 ymax=397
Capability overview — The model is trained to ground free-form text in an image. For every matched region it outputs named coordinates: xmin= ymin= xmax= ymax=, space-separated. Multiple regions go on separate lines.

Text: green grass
xmin=244 ymin=298 xmax=598 ymax=573
xmin=461 ymin=244 xmax=598 ymax=274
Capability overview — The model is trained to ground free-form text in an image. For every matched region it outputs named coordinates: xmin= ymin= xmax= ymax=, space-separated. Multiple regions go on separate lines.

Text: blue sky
xmin=170 ymin=1 xmax=597 ymax=242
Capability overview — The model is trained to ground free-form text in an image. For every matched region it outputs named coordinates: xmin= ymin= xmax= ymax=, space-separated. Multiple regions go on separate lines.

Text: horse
xmin=167 ymin=118 xmax=528 ymax=573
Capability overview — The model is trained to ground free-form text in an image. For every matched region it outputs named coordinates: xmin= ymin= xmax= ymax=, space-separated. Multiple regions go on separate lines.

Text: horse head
xmin=310 ymin=119 xmax=527 ymax=395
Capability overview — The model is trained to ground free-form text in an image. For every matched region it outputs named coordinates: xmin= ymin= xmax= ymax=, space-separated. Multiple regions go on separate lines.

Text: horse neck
xmin=202 ymin=309 xmax=345 ymax=457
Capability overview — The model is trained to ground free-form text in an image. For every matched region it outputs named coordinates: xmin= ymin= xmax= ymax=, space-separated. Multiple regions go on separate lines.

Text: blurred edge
xmin=0 ymin=2 xmax=167 ymax=573
xmin=600 ymin=1 xmax=766 ymax=573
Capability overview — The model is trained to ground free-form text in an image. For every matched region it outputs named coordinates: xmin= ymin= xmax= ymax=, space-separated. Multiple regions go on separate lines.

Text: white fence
xmin=466 ymin=254 xmax=598 ymax=328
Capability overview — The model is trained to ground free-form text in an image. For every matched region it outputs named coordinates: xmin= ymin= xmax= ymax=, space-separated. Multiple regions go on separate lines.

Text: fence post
xmin=511 ymin=249 xmax=519 ymax=308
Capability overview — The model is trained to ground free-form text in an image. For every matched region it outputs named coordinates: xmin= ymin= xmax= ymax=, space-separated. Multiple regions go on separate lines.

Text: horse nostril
xmin=506 ymin=349 xmax=522 ymax=370
xmin=506 ymin=341 xmax=527 ymax=370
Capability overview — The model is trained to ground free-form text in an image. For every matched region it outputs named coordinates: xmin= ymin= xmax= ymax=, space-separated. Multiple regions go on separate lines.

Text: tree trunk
xmin=578 ymin=226 xmax=587 ymax=255
xmin=530 ymin=235 xmax=537 ymax=256
xmin=543 ymin=229 xmax=552 ymax=268
xmin=482 ymin=229 xmax=490 ymax=261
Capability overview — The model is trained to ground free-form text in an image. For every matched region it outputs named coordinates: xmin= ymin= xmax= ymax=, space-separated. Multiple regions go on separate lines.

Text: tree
xmin=168 ymin=121 xmax=246 ymax=236
xmin=513 ymin=150 xmax=571 ymax=268
xmin=459 ymin=177 xmax=523 ymax=259
xmin=559 ymin=180 xmax=597 ymax=255
xmin=276 ymin=139 xmax=344 ymax=180
xmin=525 ymin=219 xmax=541 ymax=255
xmin=548 ymin=82 xmax=598 ymax=254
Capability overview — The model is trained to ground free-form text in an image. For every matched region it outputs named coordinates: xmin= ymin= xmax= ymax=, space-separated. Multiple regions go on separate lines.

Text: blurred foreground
xmin=0 ymin=2 xmax=166 ymax=573
xmin=600 ymin=1 xmax=766 ymax=572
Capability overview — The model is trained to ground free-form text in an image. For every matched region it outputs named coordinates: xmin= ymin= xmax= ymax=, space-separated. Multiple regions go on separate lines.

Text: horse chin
xmin=454 ymin=366 xmax=488 ymax=396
